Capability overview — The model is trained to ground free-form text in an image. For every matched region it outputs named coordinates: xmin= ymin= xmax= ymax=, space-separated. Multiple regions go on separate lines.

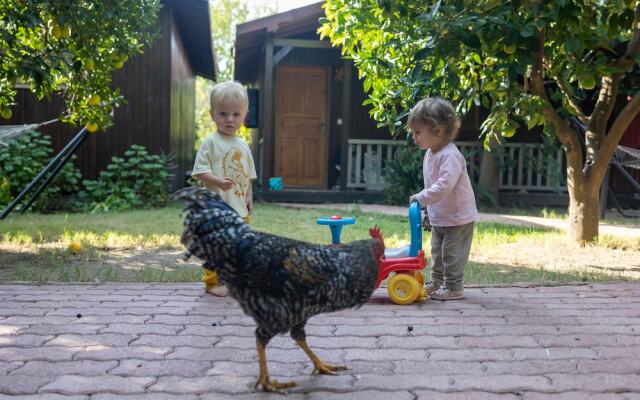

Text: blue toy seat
xmin=382 ymin=201 xmax=423 ymax=259
xmin=384 ymin=246 xmax=410 ymax=259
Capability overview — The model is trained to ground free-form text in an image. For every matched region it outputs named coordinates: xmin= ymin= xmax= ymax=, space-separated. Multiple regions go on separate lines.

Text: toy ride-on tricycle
xmin=374 ymin=201 xmax=428 ymax=304
xmin=316 ymin=202 xmax=428 ymax=305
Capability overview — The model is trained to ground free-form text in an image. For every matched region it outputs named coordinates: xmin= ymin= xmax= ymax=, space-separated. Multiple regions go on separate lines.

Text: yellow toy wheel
xmin=387 ymin=273 xmax=420 ymax=305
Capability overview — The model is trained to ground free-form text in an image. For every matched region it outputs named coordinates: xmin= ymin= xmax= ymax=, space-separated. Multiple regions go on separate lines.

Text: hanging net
xmin=0 ymin=119 xmax=58 ymax=146
xmin=614 ymin=145 xmax=640 ymax=170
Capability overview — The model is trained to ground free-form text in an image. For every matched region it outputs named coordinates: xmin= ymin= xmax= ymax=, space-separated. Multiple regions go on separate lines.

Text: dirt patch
xmin=0 ymin=244 xmax=202 ymax=282
xmin=1 ymin=236 xmax=639 ymax=282
xmin=470 ymin=240 xmax=640 ymax=280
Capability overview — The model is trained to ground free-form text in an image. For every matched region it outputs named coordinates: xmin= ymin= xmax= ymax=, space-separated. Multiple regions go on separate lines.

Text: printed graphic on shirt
xmin=222 ymin=147 xmax=250 ymax=197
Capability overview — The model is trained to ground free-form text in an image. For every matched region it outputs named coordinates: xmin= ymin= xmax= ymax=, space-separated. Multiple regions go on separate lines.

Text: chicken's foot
xmin=295 ymin=339 xmax=348 ymax=375
xmin=255 ymin=340 xmax=297 ymax=394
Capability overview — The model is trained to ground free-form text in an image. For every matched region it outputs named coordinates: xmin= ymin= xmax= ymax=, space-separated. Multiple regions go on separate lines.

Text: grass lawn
xmin=1 ymin=201 xmax=639 ymax=284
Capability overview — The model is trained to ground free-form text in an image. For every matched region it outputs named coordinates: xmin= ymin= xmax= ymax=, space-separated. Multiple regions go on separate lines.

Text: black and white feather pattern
xmin=173 ymin=187 xmax=381 ymax=341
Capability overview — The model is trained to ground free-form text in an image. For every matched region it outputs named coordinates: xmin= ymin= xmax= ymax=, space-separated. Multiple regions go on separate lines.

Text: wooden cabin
xmin=235 ymin=3 xmax=639 ymax=209
xmin=4 ymin=0 xmax=216 ymax=189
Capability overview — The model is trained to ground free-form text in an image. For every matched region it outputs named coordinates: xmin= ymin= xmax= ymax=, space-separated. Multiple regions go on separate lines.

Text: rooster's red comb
xmin=369 ymin=226 xmax=383 ymax=239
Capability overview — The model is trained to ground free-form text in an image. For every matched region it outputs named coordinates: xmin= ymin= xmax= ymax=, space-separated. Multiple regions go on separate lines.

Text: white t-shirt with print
xmin=192 ymin=132 xmax=257 ymax=217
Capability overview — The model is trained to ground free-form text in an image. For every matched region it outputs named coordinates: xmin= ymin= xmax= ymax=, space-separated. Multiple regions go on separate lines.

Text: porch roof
xmin=166 ymin=0 xmax=217 ymax=80
xmin=234 ymin=2 xmax=324 ymax=82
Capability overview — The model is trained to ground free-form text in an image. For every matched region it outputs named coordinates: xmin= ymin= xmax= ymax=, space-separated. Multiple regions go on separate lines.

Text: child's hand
xmin=409 ymin=194 xmax=417 ymax=204
xmin=246 ymin=197 xmax=253 ymax=214
xmin=218 ymin=177 xmax=235 ymax=191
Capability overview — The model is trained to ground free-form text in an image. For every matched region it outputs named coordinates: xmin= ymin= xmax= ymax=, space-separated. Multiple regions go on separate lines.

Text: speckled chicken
xmin=173 ymin=188 xmax=384 ymax=393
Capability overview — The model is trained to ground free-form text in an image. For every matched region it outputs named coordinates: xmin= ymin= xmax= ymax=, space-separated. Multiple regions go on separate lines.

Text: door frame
xmin=273 ymin=64 xmax=330 ymax=189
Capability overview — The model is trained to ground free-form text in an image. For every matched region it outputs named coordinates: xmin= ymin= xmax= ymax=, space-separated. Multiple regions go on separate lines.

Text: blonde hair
xmin=408 ymin=97 xmax=461 ymax=142
xmin=210 ymin=81 xmax=248 ymax=113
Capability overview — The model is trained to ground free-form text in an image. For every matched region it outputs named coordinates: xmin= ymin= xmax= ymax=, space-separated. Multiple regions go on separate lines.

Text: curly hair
xmin=407 ymin=97 xmax=461 ymax=142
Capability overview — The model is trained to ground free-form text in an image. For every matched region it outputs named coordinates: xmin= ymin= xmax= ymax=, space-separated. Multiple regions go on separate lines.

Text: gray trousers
xmin=430 ymin=222 xmax=475 ymax=291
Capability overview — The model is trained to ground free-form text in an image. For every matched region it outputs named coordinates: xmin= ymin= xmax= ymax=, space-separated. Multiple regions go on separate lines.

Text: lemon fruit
xmin=502 ymin=125 xmax=516 ymax=138
xmin=578 ymin=75 xmax=596 ymax=90
xmin=86 ymin=122 xmax=98 ymax=133
xmin=68 ymin=242 xmax=82 ymax=254
xmin=88 ymin=94 xmax=101 ymax=106
xmin=1 ymin=109 xmax=12 ymax=120
xmin=51 ymin=24 xmax=62 ymax=39
xmin=85 ymin=58 xmax=95 ymax=71
xmin=503 ymin=43 xmax=517 ymax=55
xmin=60 ymin=25 xmax=71 ymax=38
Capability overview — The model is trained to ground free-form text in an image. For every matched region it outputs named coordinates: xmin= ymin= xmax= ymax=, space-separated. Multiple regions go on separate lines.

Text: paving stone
xmin=0 ymin=395 xmax=87 ymax=400
xmin=0 ymin=282 xmax=638 ymax=398
xmin=394 ymin=360 xmax=485 ymax=375
xmin=11 ymin=360 xmax=117 ymax=376
xmin=547 ymin=373 xmax=640 ymax=392
xmin=39 ymin=375 xmax=154 ymax=395
xmin=47 ymin=307 xmax=121 ymax=317
xmin=131 ymin=334 xmax=220 ymax=348
xmin=0 ymin=346 xmax=82 ymax=362
xmin=45 ymin=334 xmax=136 ymax=347
xmin=206 ymin=361 xmax=305 ymax=377
xmin=459 ymin=334 xmax=541 ymax=349
xmin=74 ymin=346 xmax=172 ymax=361
xmin=0 ymin=334 xmax=53 ymax=347
xmin=150 ymin=375 xmax=256 ymax=394
xmin=110 ymin=359 xmax=211 ymax=377
xmin=0 ymin=325 xmax=22 ymax=335
xmin=93 ymin=394 xmax=198 ymax=400
xmin=0 ymin=361 xmax=22 ymax=375
xmin=178 ymin=324 xmax=261 ymax=337
xmin=346 ymin=348 xmax=428 ymax=361
xmin=521 ymin=392 xmax=631 ymax=400
xmin=0 ymin=375 xmax=55 ymax=395
xmin=167 ymin=347 xmax=255 ymax=362
xmin=0 ymin=308 xmax=48 ymax=317
xmin=413 ymin=392 xmax=521 ymax=400
xmin=21 ymin=324 xmax=106 ymax=336
xmin=70 ymin=315 xmax=150 ymax=325
xmin=306 ymin=390 xmax=415 ymax=400
xmin=99 ymin=323 xmax=183 ymax=335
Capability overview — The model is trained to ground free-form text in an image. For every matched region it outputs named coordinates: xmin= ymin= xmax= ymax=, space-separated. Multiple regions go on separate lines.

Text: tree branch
xmin=529 ymin=29 xmax=583 ymax=187
xmin=589 ymin=1 xmax=640 ymax=185
xmin=552 ymin=75 xmax=587 ymax=122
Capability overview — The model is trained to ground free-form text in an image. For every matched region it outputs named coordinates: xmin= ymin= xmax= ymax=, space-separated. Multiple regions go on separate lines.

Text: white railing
xmin=347 ymin=139 xmax=567 ymax=192
xmin=347 ymin=139 xmax=404 ymax=190
xmin=499 ymin=143 xmax=567 ymax=193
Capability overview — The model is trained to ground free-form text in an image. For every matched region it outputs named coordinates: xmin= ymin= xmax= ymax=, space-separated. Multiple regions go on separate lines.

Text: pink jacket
xmin=414 ymin=143 xmax=478 ymax=227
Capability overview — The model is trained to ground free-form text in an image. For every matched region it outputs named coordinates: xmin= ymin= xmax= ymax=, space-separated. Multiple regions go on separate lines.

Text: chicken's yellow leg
xmin=254 ymin=339 xmax=297 ymax=393
xmin=295 ymin=339 xmax=348 ymax=375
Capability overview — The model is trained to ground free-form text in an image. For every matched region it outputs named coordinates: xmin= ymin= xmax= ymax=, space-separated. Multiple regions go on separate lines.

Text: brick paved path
xmin=1 ymin=283 xmax=639 ymax=399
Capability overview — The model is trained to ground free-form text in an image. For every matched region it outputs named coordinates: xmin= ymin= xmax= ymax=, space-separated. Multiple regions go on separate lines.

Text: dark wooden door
xmin=275 ymin=65 xmax=328 ymax=188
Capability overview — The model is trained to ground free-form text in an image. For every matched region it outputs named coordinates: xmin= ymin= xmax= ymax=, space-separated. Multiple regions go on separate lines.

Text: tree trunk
xmin=567 ymin=182 xmax=600 ymax=243
xmin=479 ymin=136 xmax=500 ymax=204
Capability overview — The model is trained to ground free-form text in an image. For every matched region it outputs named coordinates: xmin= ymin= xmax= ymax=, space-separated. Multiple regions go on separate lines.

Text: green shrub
xmin=80 ymin=144 xmax=174 ymax=212
xmin=0 ymin=130 xmax=81 ymax=212
xmin=383 ymin=140 xmax=497 ymax=208
xmin=382 ymin=140 xmax=424 ymax=205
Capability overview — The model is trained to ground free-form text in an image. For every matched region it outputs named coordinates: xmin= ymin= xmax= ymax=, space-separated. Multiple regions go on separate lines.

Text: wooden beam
xmin=339 ymin=59 xmax=353 ymax=191
xmin=261 ymin=35 xmax=275 ymax=189
xmin=273 ymin=38 xmax=333 ymax=49
xmin=273 ymin=46 xmax=293 ymax=66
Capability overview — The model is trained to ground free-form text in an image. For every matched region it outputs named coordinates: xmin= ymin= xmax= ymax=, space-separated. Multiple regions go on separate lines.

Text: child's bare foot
xmin=206 ymin=285 xmax=229 ymax=297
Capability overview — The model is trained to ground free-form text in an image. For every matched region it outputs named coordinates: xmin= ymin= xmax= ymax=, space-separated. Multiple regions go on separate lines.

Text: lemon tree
xmin=0 ymin=0 xmax=161 ymax=131
xmin=321 ymin=0 xmax=640 ymax=243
